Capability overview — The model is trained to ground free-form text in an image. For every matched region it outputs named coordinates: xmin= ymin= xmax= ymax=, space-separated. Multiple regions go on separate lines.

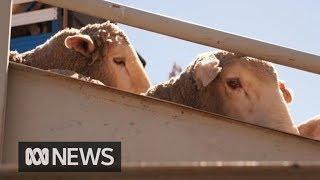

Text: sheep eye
xmin=113 ymin=57 xmax=125 ymax=66
xmin=227 ymin=78 xmax=242 ymax=89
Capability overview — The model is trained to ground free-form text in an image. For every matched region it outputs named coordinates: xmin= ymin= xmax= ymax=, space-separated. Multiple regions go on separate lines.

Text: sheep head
xmin=64 ymin=22 xmax=150 ymax=94
xmin=192 ymin=51 xmax=299 ymax=134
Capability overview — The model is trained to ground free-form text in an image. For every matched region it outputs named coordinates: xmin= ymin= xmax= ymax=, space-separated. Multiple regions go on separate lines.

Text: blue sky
xmin=113 ymin=0 xmax=320 ymax=124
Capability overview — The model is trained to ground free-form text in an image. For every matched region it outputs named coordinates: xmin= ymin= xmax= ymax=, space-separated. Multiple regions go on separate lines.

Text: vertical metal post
xmin=0 ymin=0 xmax=12 ymax=163
xmin=63 ymin=9 xmax=69 ymax=28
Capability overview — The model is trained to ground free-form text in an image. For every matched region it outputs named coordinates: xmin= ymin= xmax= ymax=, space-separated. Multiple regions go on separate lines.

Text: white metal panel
xmin=11 ymin=7 xmax=57 ymax=27
xmin=3 ymin=63 xmax=320 ymax=164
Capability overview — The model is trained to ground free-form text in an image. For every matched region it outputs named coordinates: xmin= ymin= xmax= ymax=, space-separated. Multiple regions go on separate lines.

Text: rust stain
xmin=112 ymin=4 xmax=120 ymax=8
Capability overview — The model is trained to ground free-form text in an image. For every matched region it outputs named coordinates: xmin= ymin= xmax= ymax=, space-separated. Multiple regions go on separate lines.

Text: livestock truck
xmin=1 ymin=0 xmax=320 ymax=179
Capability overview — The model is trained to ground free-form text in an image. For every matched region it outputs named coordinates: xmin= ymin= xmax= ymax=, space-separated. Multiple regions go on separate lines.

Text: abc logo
xmin=25 ymin=148 xmax=49 ymax=166
xmin=19 ymin=142 xmax=121 ymax=172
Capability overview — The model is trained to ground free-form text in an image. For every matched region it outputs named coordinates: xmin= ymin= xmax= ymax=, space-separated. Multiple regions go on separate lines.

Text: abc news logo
xmin=19 ymin=142 xmax=121 ymax=172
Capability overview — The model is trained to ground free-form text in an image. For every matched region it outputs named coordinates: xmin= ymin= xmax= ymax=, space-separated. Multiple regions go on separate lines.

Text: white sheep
xmin=10 ymin=21 xmax=150 ymax=94
xmin=144 ymin=51 xmax=299 ymax=134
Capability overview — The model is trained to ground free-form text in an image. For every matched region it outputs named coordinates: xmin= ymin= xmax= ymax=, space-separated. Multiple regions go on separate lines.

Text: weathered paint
xmin=3 ymin=63 xmax=320 ymax=164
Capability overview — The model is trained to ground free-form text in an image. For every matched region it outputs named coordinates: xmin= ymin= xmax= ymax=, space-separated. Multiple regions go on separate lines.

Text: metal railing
xmin=38 ymin=0 xmax=320 ymax=75
xmin=1 ymin=0 xmax=320 ymax=162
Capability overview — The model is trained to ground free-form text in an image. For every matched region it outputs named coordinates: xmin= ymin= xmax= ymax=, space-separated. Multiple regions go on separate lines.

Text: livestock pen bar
xmin=39 ymin=0 xmax=320 ymax=75
xmin=1 ymin=0 xmax=320 ymax=179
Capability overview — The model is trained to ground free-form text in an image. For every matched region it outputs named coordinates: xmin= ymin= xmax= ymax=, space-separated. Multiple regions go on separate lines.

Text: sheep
xmin=298 ymin=115 xmax=320 ymax=140
xmin=143 ymin=51 xmax=299 ymax=134
xmin=10 ymin=21 xmax=151 ymax=94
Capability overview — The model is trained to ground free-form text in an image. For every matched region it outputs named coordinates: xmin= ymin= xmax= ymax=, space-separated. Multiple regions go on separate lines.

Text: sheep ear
xmin=194 ymin=54 xmax=222 ymax=89
xmin=65 ymin=34 xmax=95 ymax=56
xmin=279 ymin=81 xmax=293 ymax=104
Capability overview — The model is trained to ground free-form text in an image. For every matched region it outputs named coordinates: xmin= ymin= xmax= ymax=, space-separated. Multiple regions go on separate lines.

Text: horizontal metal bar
xmin=2 ymin=161 xmax=320 ymax=179
xmin=11 ymin=7 xmax=57 ymax=27
xmin=38 ymin=0 xmax=320 ymax=74
xmin=12 ymin=0 xmax=34 ymax=4
xmin=4 ymin=161 xmax=320 ymax=170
